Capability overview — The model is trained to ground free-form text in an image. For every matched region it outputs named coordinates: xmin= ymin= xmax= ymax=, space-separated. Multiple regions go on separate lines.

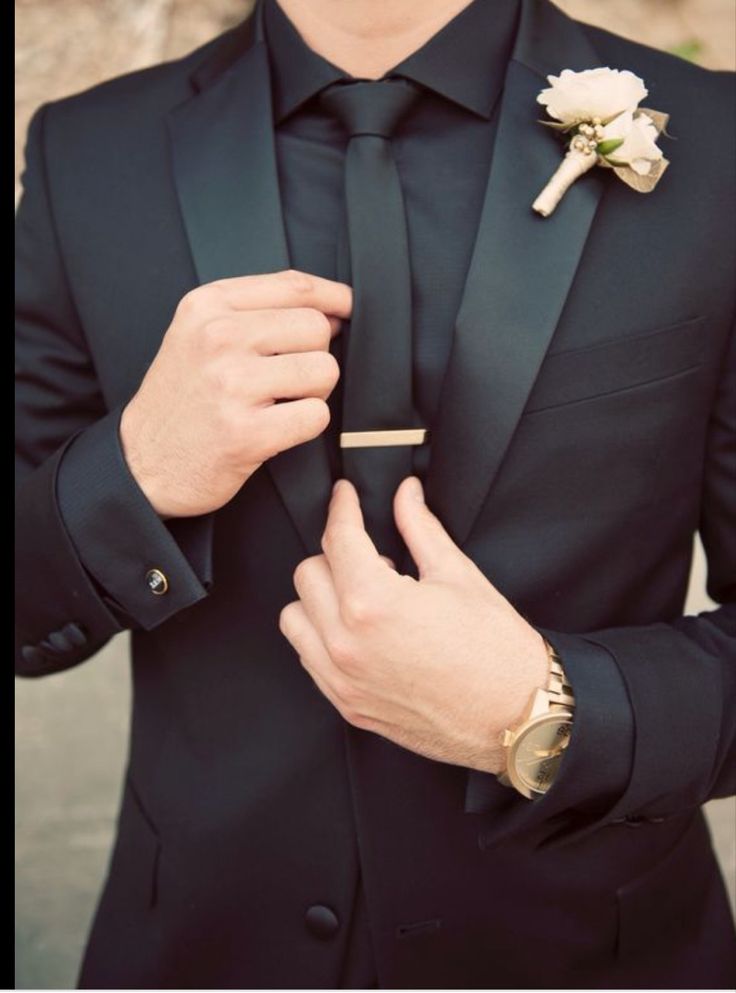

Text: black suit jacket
xmin=15 ymin=0 xmax=736 ymax=987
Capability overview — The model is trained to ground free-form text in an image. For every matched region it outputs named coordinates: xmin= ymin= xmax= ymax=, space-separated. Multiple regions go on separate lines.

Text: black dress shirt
xmin=264 ymin=0 xmax=521 ymax=479
xmin=262 ymin=1 xmax=521 ymax=983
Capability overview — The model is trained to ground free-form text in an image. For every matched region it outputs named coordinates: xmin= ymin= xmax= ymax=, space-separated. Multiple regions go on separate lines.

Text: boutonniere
xmin=532 ymin=67 xmax=670 ymax=217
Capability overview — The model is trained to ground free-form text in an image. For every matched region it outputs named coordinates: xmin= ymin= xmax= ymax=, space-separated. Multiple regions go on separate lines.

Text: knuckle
xmin=325 ymin=633 xmax=356 ymax=670
xmin=346 ymin=711 xmax=373 ymax=731
xmin=200 ymin=316 xmax=232 ymax=352
xmin=338 ymin=693 xmax=371 ymax=729
xmin=341 ymin=705 xmax=361 ymax=727
xmin=176 ymin=288 xmax=200 ymax=318
xmin=206 ymin=280 xmax=230 ymax=301
xmin=293 ymin=308 xmax=331 ymax=348
xmin=278 ymin=602 xmax=297 ymax=637
xmin=332 ymin=672 xmax=355 ymax=704
xmin=320 ymin=352 xmax=340 ymax=388
xmin=295 ymin=350 xmax=319 ymax=378
xmin=292 ymin=555 xmax=319 ymax=592
xmin=341 ymin=592 xmax=376 ymax=627
xmin=303 ymin=307 xmax=331 ymax=332
xmin=294 ymin=351 xmax=337 ymax=390
xmin=178 ymin=283 xmax=221 ymax=318
xmin=303 ymin=398 xmax=330 ymax=435
xmin=315 ymin=317 xmax=333 ymax=349
xmin=338 ymin=682 xmax=367 ymax=714
xmin=283 ymin=269 xmax=314 ymax=296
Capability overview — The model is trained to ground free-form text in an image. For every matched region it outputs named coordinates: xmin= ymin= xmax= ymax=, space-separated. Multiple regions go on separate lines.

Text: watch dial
xmin=513 ymin=717 xmax=572 ymax=794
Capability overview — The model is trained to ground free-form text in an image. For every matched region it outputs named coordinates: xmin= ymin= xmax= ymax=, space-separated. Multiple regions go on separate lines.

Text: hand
xmin=120 ymin=269 xmax=352 ymax=518
xmin=280 ymin=477 xmax=549 ymax=773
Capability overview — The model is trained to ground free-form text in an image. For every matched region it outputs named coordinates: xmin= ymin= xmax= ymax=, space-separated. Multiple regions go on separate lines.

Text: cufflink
xmin=145 ymin=568 xmax=169 ymax=595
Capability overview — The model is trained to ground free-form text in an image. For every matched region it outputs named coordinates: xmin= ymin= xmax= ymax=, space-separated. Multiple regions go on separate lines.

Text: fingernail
xmin=333 ymin=479 xmax=343 ymax=495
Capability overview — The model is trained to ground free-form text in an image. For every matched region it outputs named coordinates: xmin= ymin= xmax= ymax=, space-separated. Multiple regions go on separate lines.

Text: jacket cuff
xmin=579 ymin=621 xmax=727 ymax=820
xmin=16 ymin=436 xmax=126 ymax=676
xmin=56 ymin=404 xmax=213 ymax=630
xmin=466 ymin=629 xmax=634 ymax=850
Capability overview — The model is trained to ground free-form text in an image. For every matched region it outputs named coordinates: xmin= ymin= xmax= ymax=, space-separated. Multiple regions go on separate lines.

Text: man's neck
xmin=273 ymin=0 xmax=476 ymax=79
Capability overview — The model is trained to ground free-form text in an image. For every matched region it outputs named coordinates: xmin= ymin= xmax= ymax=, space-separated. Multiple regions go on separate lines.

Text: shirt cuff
xmin=466 ymin=629 xmax=635 ymax=850
xmin=56 ymin=404 xmax=213 ymax=630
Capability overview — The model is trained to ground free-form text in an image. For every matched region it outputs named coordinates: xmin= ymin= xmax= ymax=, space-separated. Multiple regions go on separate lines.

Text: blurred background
xmin=15 ymin=0 xmax=736 ymax=988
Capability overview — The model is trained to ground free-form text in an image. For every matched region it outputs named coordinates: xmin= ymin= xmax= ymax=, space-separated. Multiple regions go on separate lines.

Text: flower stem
xmin=532 ymin=147 xmax=598 ymax=217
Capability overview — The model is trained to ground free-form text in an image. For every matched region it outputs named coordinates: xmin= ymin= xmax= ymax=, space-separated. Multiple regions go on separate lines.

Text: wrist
xmin=474 ymin=630 xmax=549 ymax=775
xmin=500 ymin=629 xmax=550 ymax=733
xmin=497 ymin=636 xmax=576 ymax=798
xmin=119 ymin=402 xmax=173 ymax=520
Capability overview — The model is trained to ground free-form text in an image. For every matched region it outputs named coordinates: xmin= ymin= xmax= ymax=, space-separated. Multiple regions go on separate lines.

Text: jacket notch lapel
xmin=167 ymin=2 xmax=333 ymax=555
xmin=425 ymin=0 xmax=607 ymax=549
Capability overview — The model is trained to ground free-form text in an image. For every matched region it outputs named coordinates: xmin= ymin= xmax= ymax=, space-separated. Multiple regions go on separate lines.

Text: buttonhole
xmin=396 ymin=918 xmax=441 ymax=939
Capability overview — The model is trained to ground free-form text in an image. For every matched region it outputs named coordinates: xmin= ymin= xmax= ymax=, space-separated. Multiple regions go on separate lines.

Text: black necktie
xmin=320 ymin=78 xmax=424 ymax=562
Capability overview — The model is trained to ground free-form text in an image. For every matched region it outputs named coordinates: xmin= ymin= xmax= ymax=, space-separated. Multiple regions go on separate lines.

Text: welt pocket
xmin=524 ymin=315 xmax=707 ymax=414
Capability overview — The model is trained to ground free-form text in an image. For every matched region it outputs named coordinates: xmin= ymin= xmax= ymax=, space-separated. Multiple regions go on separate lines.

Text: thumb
xmin=393 ymin=477 xmax=464 ymax=580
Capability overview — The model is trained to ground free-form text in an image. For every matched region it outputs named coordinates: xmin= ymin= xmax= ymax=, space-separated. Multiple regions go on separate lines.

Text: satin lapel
xmin=424 ymin=0 xmax=606 ymax=548
xmin=167 ymin=3 xmax=333 ymax=555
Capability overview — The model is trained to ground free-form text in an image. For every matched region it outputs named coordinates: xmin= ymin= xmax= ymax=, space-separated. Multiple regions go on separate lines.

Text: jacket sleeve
xmin=468 ymin=316 xmax=736 ymax=851
xmin=15 ymin=103 xmax=213 ymax=679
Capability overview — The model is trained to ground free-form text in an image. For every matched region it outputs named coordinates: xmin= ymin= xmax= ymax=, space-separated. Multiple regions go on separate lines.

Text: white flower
xmin=599 ymin=111 xmax=663 ymax=175
xmin=537 ymin=67 xmax=648 ymax=126
xmin=532 ymin=66 xmax=669 ymax=217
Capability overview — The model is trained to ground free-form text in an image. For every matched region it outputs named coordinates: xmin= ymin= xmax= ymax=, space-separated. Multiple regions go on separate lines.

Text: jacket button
xmin=145 ymin=568 xmax=169 ymax=595
xmin=61 ymin=622 xmax=87 ymax=647
xmin=46 ymin=630 xmax=72 ymax=654
xmin=21 ymin=645 xmax=45 ymax=667
xmin=305 ymin=904 xmax=340 ymax=940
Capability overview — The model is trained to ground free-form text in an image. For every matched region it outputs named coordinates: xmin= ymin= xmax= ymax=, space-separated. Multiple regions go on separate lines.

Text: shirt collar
xmin=264 ymin=0 xmax=521 ymax=125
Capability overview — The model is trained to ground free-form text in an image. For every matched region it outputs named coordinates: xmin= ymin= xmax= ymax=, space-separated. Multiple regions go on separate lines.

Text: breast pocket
xmin=495 ymin=315 xmax=711 ymax=521
xmin=525 ymin=315 xmax=707 ymax=414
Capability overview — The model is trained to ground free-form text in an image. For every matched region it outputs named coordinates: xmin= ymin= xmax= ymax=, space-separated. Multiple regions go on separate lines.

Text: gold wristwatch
xmin=497 ymin=639 xmax=576 ymax=799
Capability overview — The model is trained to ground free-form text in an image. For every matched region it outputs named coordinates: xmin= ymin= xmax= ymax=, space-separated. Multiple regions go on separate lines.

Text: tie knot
xmin=319 ymin=77 xmax=421 ymax=140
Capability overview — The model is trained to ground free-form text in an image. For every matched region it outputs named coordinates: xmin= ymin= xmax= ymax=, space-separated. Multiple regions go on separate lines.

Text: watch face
xmin=510 ymin=713 xmax=573 ymax=796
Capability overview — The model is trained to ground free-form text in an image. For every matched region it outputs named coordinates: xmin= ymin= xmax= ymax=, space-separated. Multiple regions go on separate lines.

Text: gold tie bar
xmin=340 ymin=428 xmax=429 ymax=448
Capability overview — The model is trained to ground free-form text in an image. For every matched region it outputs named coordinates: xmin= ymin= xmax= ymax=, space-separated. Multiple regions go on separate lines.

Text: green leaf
xmin=668 ymin=39 xmax=703 ymax=64
xmin=597 ymin=137 xmax=625 ymax=157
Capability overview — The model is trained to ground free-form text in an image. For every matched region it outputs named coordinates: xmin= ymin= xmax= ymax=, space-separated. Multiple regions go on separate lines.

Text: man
xmin=14 ymin=0 xmax=736 ymax=987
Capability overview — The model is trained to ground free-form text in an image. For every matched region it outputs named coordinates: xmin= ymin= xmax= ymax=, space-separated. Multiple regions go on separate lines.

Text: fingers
xmin=292 ymin=555 xmax=342 ymax=640
xmin=279 ymin=600 xmax=347 ymax=706
xmin=211 ymin=269 xmax=353 ymax=320
xmin=255 ymin=397 xmax=331 ymax=452
xmin=258 ymin=351 xmax=340 ymax=401
xmin=393 ymin=476 xmax=463 ymax=580
xmin=321 ymin=480 xmax=385 ymax=598
xmin=202 ymin=308 xmax=340 ymax=357
xmin=239 ymin=307 xmax=342 ymax=355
